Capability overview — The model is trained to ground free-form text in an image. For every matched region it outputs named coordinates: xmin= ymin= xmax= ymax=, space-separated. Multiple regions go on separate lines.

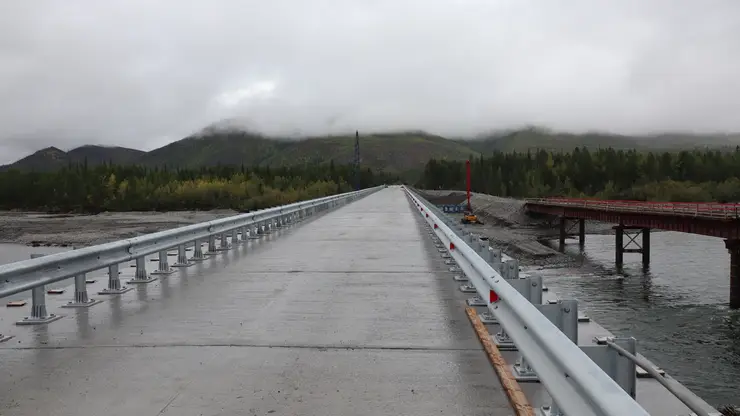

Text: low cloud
xmin=1 ymin=0 xmax=739 ymax=162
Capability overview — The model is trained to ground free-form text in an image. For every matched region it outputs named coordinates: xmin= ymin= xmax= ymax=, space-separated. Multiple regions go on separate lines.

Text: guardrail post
xmin=482 ymin=275 xmax=542 ymax=325
xmin=152 ymin=250 xmax=175 ymax=275
xmin=206 ymin=234 xmax=218 ymax=255
xmin=490 ymin=248 xmax=502 ymax=271
xmin=501 ymin=258 xmax=519 ymax=279
xmin=16 ymin=284 xmax=64 ymax=325
xmin=218 ymin=232 xmax=231 ymax=250
xmin=99 ymin=263 xmax=132 ymax=294
xmin=129 ymin=256 xmax=156 ymax=284
xmin=582 ymin=337 xmax=637 ymax=398
xmin=172 ymin=244 xmax=192 ymax=267
xmin=15 ymin=254 xmax=64 ymax=325
xmin=191 ymin=239 xmax=206 ymax=262
xmin=510 ymin=299 xmax=578 ymax=379
xmin=478 ymin=239 xmax=492 ymax=262
xmin=63 ymin=273 xmax=103 ymax=308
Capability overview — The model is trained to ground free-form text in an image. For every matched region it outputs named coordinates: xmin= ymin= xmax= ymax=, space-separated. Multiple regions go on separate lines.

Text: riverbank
xmin=418 ymin=190 xmax=616 ymax=267
xmin=0 ymin=210 xmax=236 ymax=247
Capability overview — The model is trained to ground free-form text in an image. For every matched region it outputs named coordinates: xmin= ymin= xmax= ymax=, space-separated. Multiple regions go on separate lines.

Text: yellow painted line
xmin=466 ymin=307 xmax=535 ymax=416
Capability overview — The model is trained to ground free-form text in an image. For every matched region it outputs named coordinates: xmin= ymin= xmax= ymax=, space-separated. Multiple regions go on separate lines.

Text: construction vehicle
xmin=461 ymin=210 xmax=483 ymax=225
xmin=460 ymin=160 xmax=484 ymax=225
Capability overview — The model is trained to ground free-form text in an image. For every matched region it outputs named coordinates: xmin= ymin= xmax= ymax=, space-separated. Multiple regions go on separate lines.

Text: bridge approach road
xmin=0 ymin=186 xmax=513 ymax=416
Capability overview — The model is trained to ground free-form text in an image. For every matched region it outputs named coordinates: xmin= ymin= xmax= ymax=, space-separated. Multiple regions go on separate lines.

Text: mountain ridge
xmin=4 ymin=127 xmax=740 ymax=174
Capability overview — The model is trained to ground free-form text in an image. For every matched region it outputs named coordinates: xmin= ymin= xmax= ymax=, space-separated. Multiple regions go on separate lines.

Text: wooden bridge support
xmin=558 ymin=217 xmax=586 ymax=250
xmin=725 ymin=240 xmax=740 ymax=309
xmin=615 ymin=225 xmax=650 ymax=268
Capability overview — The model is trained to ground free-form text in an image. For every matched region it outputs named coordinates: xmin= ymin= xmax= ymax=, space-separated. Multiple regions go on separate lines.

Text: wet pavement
xmin=0 ymin=187 xmax=513 ymax=416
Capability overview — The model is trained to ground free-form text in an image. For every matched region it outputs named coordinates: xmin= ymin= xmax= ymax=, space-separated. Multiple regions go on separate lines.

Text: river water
xmin=2 ymin=233 xmax=738 ymax=407
xmin=540 ymin=232 xmax=739 ymax=407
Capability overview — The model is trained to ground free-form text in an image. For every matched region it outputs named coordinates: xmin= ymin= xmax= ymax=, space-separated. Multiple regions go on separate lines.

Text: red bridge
xmin=524 ymin=198 xmax=740 ymax=309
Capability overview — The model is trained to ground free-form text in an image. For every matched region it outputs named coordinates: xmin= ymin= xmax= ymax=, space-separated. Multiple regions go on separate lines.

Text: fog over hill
xmin=2 ymin=1 xmax=740 ymax=163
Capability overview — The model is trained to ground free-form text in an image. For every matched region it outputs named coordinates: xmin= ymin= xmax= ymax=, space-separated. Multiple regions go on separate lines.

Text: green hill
xmin=1 ymin=145 xmax=145 ymax=172
xmin=5 ymin=126 xmax=740 ymax=174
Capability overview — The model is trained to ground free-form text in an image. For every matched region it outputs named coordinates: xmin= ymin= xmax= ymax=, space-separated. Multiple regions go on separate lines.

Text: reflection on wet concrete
xmin=0 ymin=188 xmax=517 ymax=415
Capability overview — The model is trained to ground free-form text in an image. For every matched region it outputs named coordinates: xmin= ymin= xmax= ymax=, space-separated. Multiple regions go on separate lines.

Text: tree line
xmin=418 ymin=147 xmax=740 ymax=202
xmin=0 ymin=162 xmax=398 ymax=212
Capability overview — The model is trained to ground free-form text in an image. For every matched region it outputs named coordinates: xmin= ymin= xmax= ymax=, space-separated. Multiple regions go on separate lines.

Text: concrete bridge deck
xmin=0 ymin=187 xmax=513 ymax=416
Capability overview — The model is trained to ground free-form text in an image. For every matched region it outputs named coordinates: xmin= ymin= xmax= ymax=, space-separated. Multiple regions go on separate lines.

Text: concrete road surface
xmin=0 ymin=187 xmax=512 ymax=416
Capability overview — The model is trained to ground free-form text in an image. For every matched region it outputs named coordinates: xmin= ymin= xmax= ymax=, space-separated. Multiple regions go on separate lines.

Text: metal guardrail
xmin=0 ymin=186 xmax=381 ymax=326
xmin=526 ymin=197 xmax=740 ymax=219
xmin=404 ymin=187 xmax=650 ymax=416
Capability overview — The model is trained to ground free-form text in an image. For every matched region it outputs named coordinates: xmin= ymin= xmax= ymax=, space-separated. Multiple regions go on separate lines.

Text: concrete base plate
xmin=189 ymin=257 xmax=207 ymax=262
xmin=85 ymin=279 xmax=97 ymax=284
xmin=128 ymin=277 xmax=158 ymax=284
xmin=62 ymin=299 xmax=104 ymax=308
xmin=479 ymin=312 xmax=498 ymax=325
xmin=449 ymin=267 xmax=460 ymax=272
xmin=493 ymin=333 xmax=517 ymax=351
xmin=172 ymin=262 xmax=194 ymax=268
xmin=0 ymin=334 xmax=13 ymax=342
xmin=16 ymin=314 xmax=64 ymax=326
xmin=578 ymin=313 xmax=590 ymax=322
xmin=152 ymin=268 xmax=176 ymax=275
xmin=452 ymin=275 xmax=468 ymax=282
xmin=459 ymin=284 xmax=477 ymax=293
xmin=216 ymin=245 xmax=232 ymax=251
xmin=444 ymin=260 xmax=456 ymax=265
xmin=466 ymin=296 xmax=487 ymax=306
xmin=98 ymin=287 xmax=134 ymax=295
xmin=512 ymin=363 xmax=540 ymax=382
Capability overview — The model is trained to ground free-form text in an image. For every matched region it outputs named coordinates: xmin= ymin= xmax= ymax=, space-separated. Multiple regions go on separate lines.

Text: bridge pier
xmin=725 ymin=240 xmax=740 ymax=309
xmin=615 ymin=225 xmax=650 ymax=268
xmin=558 ymin=217 xmax=586 ymax=249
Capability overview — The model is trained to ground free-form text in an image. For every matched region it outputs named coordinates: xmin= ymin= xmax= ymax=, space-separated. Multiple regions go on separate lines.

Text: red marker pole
xmin=466 ymin=160 xmax=471 ymax=211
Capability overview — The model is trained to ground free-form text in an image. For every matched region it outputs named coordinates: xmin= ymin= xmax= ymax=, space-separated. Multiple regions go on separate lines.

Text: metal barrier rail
xmin=404 ymin=187 xmax=650 ymax=416
xmin=0 ymin=186 xmax=381 ymax=326
xmin=526 ymin=197 xmax=740 ymax=219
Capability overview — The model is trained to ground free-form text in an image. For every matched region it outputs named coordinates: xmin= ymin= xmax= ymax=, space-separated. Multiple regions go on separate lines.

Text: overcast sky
xmin=1 ymin=0 xmax=739 ymax=163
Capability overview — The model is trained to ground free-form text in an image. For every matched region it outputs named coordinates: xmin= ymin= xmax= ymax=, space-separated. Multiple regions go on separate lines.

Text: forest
xmin=0 ymin=162 xmax=398 ymax=212
xmin=418 ymin=147 xmax=740 ymax=202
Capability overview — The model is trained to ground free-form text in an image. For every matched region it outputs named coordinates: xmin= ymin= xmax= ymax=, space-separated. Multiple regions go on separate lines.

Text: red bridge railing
xmin=525 ymin=198 xmax=740 ymax=219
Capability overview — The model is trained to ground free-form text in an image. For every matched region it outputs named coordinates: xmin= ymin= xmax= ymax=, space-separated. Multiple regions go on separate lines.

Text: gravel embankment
xmin=0 ymin=210 xmax=236 ymax=247
xmin=419 ymin=190 xmax=615 ymax=267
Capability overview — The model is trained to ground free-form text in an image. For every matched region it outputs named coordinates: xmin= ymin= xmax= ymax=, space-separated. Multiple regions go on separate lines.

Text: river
xmin=539 ymin=231 xmax=739 ymax=407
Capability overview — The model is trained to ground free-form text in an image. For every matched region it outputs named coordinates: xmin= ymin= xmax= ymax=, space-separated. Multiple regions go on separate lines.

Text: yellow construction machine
xmin=461 ymin=211 xmax=483 ymax=225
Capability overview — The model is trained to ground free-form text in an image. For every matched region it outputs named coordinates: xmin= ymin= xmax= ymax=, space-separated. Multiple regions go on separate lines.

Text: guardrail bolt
xmin=129 ymin=256 xmax=157 ymax=284
xmin=99 ymin=264 xmax=133 ymax=295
